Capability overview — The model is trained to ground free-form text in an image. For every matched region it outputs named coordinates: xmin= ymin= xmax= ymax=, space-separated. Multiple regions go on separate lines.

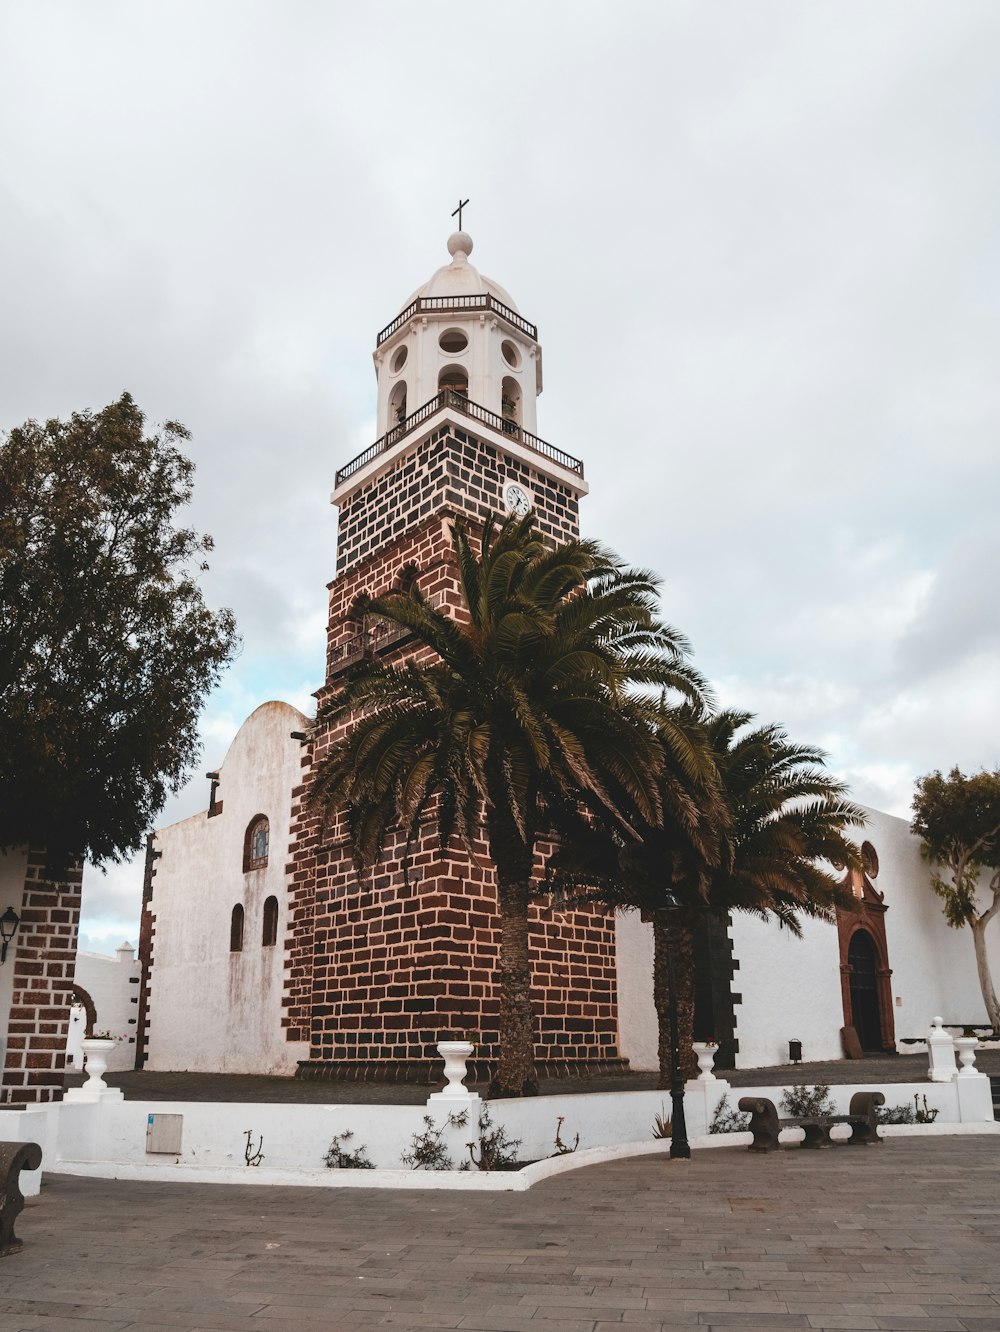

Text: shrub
xmin=466 ymin=1104 xmax=522 ymax=1170
xmin=401 ymin=1111 xmax=468 ymax=1171
xmin=780 ymin=1084 xmax=835 ymax=1117
xmin=324 ymin=1130 xmax=375 ymax=1169
xmin=709 ymin=1094 xmax=751 ymax=1134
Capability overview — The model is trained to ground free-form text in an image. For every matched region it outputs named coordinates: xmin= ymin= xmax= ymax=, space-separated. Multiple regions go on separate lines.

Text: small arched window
xmin=262 ymin=896 xmax=278 ymax=948
xmin=243 ymin=815 xmax=269 ymax=872
xmin=230 ymin=903 xmax=245 ymax=953
xmin=439 ymin=367 xmax=468 ymax=399
xmin=398 ymin=563 xmax=420 ymax=596
xmin=501 ymin=376 xmax=521 ymax=433
xmin=389 ymin=380 xmax=407 ymax=426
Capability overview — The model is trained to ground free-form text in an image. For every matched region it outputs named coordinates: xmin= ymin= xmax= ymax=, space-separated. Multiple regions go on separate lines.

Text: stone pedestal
xmin=927 ymin=1017 xmax=958 ymax=1083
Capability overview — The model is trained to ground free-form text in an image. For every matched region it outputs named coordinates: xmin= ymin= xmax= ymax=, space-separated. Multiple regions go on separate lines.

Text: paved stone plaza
xmin=4 ymin=1135 xmax=999 ymax=1331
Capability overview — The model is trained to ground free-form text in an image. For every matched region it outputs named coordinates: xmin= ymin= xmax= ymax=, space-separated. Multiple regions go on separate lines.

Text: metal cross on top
xmin=451 ymin=197 xmax=470 ymax=230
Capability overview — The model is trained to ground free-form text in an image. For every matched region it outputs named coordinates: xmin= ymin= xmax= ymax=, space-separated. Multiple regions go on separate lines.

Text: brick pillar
xmin=1 ymin=850 xmax=83 ymax=1106
xmin=134 ymin=833 xmax=160 ymax=1070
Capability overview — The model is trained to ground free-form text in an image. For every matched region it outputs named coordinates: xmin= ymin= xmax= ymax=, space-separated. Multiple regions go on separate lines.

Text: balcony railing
xmin=334 ymin=391 xmax=584 ymax=488
xmin=376 ymin=294 xmax=537 ymax=346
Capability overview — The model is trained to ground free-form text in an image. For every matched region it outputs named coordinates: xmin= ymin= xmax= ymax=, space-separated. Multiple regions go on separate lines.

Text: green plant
xmin=780 ymin=1084 xmax=835 ymax=1117
xmin=85 ymin=1031 xmax=119 ymax=1041
xmin=708 ymin=1093 xmax=751 ymax=1134
xmin=915 ymin=1094 xmax=940 ymax=1124
xmin=324 ymin=1131 xmax=375 ymax=1169
xmin=466 ymin=1104 xmax=521 ymax=1170
xmin=876 ymin=1102 xmax=915 ymax=1125
xmin=401 ymin=1111 xmax=468 ymax=1171
xmin=652 ymin=1104 xmax=673 ymax=1139
xmin=553 ymin=1116 xmax=579 ymax=1155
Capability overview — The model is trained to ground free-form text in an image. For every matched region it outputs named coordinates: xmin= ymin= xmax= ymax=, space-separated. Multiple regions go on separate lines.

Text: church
xmin=133 ymin=226 xmax=999 ymax=1083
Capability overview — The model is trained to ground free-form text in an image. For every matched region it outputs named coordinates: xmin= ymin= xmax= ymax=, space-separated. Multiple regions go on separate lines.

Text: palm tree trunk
xmin=652 ymin=909 xmax=697 ymax=1089
xmin=490 ymin=874 xmax=538 ymax=1097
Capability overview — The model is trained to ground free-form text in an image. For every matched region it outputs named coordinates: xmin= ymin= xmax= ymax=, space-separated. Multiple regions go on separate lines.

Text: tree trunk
xmin=652 ymin=909 xmax=697 ymax=1089
xmin=971 ymin=914 xmax=1000 ymax=1031
xmin=490 ymin=874 xmax=538 ymax=1097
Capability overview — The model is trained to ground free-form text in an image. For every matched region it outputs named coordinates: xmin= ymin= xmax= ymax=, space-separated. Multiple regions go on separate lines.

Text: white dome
xmin=400 ymin=232 xmax=520 ymax=313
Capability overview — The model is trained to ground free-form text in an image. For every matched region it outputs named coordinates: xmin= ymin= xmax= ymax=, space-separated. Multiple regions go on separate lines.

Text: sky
xmin=1 ymin=2 xmax=997 ymax=953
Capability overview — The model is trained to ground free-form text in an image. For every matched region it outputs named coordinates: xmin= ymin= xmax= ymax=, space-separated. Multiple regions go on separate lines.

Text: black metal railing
xmin=329 ymin=589 xmax=447 ymax=673
xmin=376 ymin=294 xmax=537 ymax=346
xmin=334 ymin=391 xmax=584 ymax=488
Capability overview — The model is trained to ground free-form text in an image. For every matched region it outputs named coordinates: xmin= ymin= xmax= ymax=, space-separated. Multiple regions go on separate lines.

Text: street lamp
xmin=0 ymin=906 xmax=20 ymax=964
xmin=660 ymin=888 xmax=691 ymax=1161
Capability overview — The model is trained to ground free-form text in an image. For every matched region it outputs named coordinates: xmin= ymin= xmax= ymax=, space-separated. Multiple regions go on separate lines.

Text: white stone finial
xmin=447 ymin=231 xmax=473 ymax=261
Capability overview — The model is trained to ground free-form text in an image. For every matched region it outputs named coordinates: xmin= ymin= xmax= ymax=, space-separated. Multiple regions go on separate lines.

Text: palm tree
xmin=309 ymin=513 xmax=709 ymax=1096
xmin=553 ymin=709 xmax=865 ymax=1085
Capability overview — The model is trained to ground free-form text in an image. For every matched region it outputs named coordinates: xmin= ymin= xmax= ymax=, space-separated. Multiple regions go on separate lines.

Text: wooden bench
xmin=737 ymin=1091 xmax=884 ymax=1153
xmin=1 ymin=1141 xmax=42 ymax=1256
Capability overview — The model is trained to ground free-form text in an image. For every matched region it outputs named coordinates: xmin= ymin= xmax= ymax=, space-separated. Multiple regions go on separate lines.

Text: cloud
xmin=2 ymin=2 xmax=997 ymax=944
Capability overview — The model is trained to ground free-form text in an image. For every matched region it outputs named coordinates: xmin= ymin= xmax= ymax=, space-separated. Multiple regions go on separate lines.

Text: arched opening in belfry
xmin=388 ymin=380 xmax=407 ymax=427
xmin=501 ymin=376 xmax=521 ymax=431
xmin=439 ymin=366 xmax=468 ymax=400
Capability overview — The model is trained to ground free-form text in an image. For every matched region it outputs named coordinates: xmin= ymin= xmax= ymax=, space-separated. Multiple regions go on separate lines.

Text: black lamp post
xmin=660 ymin=889 xmax=691 ymax=1161
xmin=0 ymin=906 xmax=20 ymax=964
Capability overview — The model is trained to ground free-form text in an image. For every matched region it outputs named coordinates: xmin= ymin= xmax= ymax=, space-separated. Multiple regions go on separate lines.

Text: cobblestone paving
xmin=6 ymin=1135 xmax=1000 ymax=1331
xmin=64 ymin=1052 xmax=1000 ymax=1104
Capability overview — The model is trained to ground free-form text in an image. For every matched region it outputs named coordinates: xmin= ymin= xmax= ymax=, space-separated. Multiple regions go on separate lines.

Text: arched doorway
xmin=836 ymin=842 xmax=895 ymax=1054
xmin=847 ymin=930 xmax=882 ymax=1051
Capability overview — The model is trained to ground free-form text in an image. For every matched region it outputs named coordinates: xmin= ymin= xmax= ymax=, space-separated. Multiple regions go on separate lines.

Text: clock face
xmin=503 ymin=481 xmax=532 ymax=516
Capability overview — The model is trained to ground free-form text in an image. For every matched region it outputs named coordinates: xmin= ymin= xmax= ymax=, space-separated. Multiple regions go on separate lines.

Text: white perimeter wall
xmin=616 ymin=805 xmax=1000 ymax=1071
xmin=66 ymin=945 xmax=142 ymax=1071
xmin=146 ymin=701 xmax=311 ymax=1075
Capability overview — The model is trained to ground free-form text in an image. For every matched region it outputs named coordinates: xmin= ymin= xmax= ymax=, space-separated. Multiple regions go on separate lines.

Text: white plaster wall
xmin=0 ymin=847 xmax=28 ymax=1091
xmin=862 ymin=806 xmax=1000 ymax=1038
xmin=614 ymin=804 xmax=1000 ymax=1073
xmin=615 ymin=910 xmax=657 ymax=1071
xmin=66 ymin=944 xmax=141 ymax=1071
xmin=376 ymin=316 xmax=539 ymax=437
xmin=730 ymin=910 xmax=845 ymax=1067
xmin=146 ymin=701 xmax=311 ymax=1075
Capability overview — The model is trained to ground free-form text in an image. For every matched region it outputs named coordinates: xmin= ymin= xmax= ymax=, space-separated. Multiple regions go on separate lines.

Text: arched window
xmin=439 ymin=367 xmax=468 ymax=399
xmin=389 ymin=380 xmax=407 ymax=426
xmin=397 ymin=562 xmax=420 ymax=596
xmin=230 ymin=903 xmax=244 ymax=953
xmin=262 ymin=896 xmax=278 ymax=948
xmin=243 ymin=815 xmax=269 ymax=872
xmin=501 ymin=376 xmax=521 ymax=432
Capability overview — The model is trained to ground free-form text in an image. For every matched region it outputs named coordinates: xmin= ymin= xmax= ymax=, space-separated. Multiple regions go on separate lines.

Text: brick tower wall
xmin=285 ymin=428 xmax=623 ymax=1079
xmin=1 ymin=851 xmax=83 ymax=1105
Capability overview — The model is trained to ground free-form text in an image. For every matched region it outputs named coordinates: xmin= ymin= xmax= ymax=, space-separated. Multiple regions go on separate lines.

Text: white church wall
xmin=146 ymin=701 xmax=312 ymax=1075
xmin=730 ymin=911 xmax=845 ymax=1068
xmin=613 ymin=804 xmax=1000 ymax=1074
xmin=860 ymin=806 xmax=1000 ymax=1038
xmin=0 ymin=848 xmax=28 ymax=1090
xmin=615 ymin=910 xmax=658 ymax=1071
xmin=66 ymin=944 xmax=141 ymax=1071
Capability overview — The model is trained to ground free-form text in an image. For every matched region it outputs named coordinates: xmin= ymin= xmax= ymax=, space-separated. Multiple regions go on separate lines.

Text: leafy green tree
xmin=554 ymin=709 xmax=864 ymax=1084
xmin=911 ymin=767 xmax=1000 ymax=1031
xmin=309 ymin=513 xmax=708 ymax=1097
xmin=0 ymin=393 xmax=238 ymax=872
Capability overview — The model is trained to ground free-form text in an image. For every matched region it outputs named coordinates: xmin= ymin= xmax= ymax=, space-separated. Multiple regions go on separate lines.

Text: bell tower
xmin=331 ymin=228 xmax=587 ymax=573
xmin=284 ymin=228 xmax=625 ymax=1085
xmin=374 ymin=230 xmax=542 ymax=438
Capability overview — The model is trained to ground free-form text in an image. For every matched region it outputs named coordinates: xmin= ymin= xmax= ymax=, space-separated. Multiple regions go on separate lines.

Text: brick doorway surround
xmin=836 ymin=846 xmax=895 ymax=1055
